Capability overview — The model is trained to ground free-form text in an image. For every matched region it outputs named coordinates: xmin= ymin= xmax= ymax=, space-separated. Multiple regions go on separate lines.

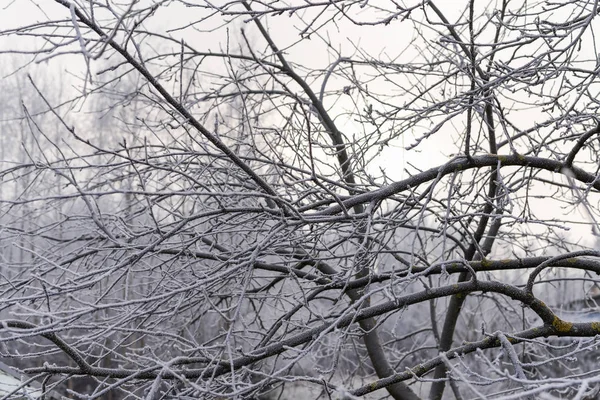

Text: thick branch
xmin=314 ymin=154 xmax=597 ymax=216
xmin=21 ymin=279 xmax=581 ymax=383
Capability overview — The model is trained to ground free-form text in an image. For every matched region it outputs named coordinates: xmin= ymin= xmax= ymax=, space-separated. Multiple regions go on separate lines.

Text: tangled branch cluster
xmin=2 ymin=1 xmax=600 ymax=399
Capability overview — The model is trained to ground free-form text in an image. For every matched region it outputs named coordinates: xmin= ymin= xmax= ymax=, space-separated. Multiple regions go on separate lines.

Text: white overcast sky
xmin=1 ymin=0 xmax=598 ymax=249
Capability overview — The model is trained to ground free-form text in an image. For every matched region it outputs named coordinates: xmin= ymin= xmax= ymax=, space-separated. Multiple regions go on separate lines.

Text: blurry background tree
xmin=3 ymin=1 xmax=600 ymax=399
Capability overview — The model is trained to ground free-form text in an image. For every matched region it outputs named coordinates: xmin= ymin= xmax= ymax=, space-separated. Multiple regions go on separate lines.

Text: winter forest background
xmin=3 ymin=0 xmax=600 ymax=399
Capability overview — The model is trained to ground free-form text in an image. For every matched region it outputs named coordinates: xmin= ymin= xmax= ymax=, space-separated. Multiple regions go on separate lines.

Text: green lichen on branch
xmin=552 ymin=316 xmax=573 ymax=332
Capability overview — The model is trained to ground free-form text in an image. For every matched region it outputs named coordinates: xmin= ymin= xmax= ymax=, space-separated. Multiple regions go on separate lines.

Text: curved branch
xmin=314 ymin=154 xmax=599 ymax=216
xmin=1 ymin=320 xmax=91 ymax=373
xmin=241 ymin=1 xmax=358 ymax=189
xmin=525 ymin=250 xmax=600 ymax=295
xmin=20 ymin=279 xmax=579 ymax=383
xmin=564 ymin=122 xmax=600 ymax=168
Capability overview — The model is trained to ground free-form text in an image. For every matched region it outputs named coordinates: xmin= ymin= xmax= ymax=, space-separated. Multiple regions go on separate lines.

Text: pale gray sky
xmin=1 ymin=0 xmax=598 ymax=249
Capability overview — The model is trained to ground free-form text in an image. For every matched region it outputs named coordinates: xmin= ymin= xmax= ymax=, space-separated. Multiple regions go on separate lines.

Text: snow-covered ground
xmin=0 ymin=370 xmax=42 ymax=399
